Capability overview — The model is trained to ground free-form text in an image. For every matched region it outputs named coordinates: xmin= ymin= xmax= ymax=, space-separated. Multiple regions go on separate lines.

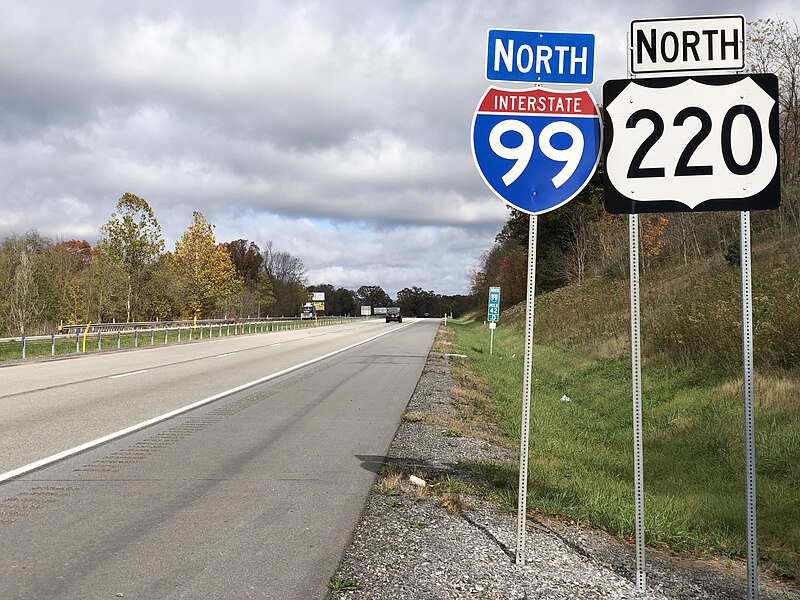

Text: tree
xmin=334 ymin=287 xmax=357 ymax=316
xmin=356 ymin=285 xmax=392 ymax=309
xmin=0 ymin=231 xmax=57 ymax=335
xmin=85 ymin=245 xmax=127 ymax=323
xmin=397 ymin=287 xmax=441 ymax=317
xmin=8 ymin=252 xmax=40 ymax=336
xmin=225 ymin=240 xmax=263 ymax=285
xmin=748 ymin=18 xmax=800 ymax=233
xmin=51 ymin=240 xmax=93 ymax=323
xmin=97 ymin=193 xmax=165 ymax=322
xmin=262 ymin=241 xmax=308 ymax=316
xmin=172 ymin=212 xmax=242 ymax=318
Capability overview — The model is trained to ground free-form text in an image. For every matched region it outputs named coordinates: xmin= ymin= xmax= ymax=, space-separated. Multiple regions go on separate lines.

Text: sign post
xmin=487 ymin=286 xmax=501 ymax=355
xmin=605 ymin=17 xmax=778 ymax=596
xmin=472 ymin=29 xmax=599 ymax=566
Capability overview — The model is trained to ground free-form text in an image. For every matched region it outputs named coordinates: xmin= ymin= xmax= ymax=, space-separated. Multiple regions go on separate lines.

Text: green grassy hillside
xmin=450 ymin=231 xmax=800 ymax=580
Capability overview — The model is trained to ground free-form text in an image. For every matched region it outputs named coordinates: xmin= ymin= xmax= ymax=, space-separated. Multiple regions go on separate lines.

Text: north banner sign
xmin=630 ymin=15 xmax=745 ymax=74
xmin=472 ymin=86 xmax=602 ymax=215
xmin=486 ymin=29 xmax=595 ymax=84
xmin=603 ymin=74 xmax=780 ymax=213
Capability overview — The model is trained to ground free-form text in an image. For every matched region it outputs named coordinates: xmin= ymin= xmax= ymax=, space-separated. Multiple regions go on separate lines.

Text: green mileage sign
xmin=487 ymin=286 xmax=501 ymax=322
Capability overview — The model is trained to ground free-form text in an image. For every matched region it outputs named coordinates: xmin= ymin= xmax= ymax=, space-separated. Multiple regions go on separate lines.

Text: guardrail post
xmin=200 ymin=325 xmax=204 ymax=340
xmin=22 ymin=336 xmax=26 ymax=360
xmin=51 ymin=334 xmax=56 ymax=356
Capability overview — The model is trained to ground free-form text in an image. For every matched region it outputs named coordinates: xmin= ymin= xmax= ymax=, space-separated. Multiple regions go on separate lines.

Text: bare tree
xmin=8 ymin=252 xmax=41 ymax=336
xmin=262 ymin=241 xmax=308 ymax=285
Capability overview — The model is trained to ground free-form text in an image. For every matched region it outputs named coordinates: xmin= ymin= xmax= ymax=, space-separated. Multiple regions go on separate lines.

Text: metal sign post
xmin=629 ymin=214 xmax=646 ymax=593
xmin=516 ymin=214 xmax=537 ymax=565
xmin=740 ymin=210 xmax=758 ymax=599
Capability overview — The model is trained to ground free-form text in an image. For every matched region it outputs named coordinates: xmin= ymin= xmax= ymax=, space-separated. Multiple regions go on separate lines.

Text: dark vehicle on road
xmin=385 ymin=307 xmax=402 ymax=323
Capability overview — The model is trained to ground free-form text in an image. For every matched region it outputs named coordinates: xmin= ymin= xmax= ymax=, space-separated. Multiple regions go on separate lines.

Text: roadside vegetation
xmin=447 ymin=229 xmax=800 ymax=580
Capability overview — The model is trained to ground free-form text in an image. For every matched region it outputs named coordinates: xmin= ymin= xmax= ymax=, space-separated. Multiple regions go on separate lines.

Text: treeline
xmin=470 ymin=18 xmax=800 ymax=307
xmin=0 ymin=193 xmax=469 ymax=336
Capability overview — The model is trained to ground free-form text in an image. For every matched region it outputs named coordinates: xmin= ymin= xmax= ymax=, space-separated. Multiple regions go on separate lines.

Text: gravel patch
xmin=331 ymin=352 xmax=799 ymax=600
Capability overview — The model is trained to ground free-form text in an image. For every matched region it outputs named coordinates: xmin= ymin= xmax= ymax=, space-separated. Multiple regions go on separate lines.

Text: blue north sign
xmin=486 ymin=29 xmax=595 ymax=85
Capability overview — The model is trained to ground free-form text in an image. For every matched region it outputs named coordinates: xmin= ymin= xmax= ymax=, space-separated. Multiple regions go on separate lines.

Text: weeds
xmin=328 ymin=575 xmax=361 ymax=592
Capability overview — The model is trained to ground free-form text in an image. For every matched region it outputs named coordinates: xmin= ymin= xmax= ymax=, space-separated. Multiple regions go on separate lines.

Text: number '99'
xmin=489 ymin=120 xmax=584 ymax=189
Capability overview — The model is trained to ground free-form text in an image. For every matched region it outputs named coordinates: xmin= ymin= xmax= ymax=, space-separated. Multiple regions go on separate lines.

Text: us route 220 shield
xmin=471 ymin=86 xmax=602 ymax=215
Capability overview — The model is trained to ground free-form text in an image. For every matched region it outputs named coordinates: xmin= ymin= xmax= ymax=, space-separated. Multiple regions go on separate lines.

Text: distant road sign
xmin=630 ymin=15 xmax=744 ymax=74
xmin=472 ymin=86 xmax=602 ymax=215
xmin=487 ymin=286 xmax=501 ymax=322
xmin=603 ymin=74 xmax=779 ymax=213
xmin=486 ymin=29 xmax=595 ymax=84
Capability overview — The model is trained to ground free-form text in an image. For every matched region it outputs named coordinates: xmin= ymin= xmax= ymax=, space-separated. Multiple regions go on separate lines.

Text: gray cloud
xmin=0 ymin=0 xmax=791 ymax=296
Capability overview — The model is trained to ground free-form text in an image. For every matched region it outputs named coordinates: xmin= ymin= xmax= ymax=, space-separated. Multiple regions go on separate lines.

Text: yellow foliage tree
xmin=172 ymin=212 xmax=242 ymax=318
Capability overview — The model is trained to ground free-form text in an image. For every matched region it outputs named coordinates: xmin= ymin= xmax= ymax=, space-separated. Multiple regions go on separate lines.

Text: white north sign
xmin=630 ymin=15 xmax=745 ymax=74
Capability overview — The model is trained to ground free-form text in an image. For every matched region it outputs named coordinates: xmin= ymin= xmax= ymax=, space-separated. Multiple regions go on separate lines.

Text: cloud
xmin=0 ymin=0 xmax=790 ymax=296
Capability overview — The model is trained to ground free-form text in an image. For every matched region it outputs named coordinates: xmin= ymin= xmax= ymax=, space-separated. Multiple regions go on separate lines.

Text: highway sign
xmin=630 ymin=15 xmax=745 ymax=74
xmin=472 ymin=86 xmax=602 ymax=215
xmin=486 ymin=29 xmax=595 ymax=84
xmin=603 ymin=74 xmax=780 ymax=213
xmin=487 ymin=286 xmax=500 ymax=322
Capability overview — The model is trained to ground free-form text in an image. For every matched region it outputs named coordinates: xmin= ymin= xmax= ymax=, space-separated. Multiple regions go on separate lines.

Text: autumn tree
xmin=172 ymin=212 xmax=242 ymax=318
xmin=50 ymin=240 xmax=93 ymax=323
xmin=97 ymin=193 xmax=165 ymax=322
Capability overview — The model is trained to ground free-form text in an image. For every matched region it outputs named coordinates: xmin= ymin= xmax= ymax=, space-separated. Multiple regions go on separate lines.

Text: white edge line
xmin=109 ymin=369 xmax=150 ymax=379
xmin=0 ymin=321 xmax=415 ymax=484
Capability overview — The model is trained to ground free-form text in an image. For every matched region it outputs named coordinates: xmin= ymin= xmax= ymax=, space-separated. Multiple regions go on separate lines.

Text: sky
xmin=0 ymin=1 xmax=795 ymax=297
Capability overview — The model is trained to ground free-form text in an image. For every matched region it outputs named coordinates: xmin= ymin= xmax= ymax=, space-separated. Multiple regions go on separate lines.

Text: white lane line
xmin=216 ymin=352 xmax=237 ymax=358
xmin=0 ymin=321 xmax=415 ymax=484
xmin=109 ymin=369 xmax=150 ymax=379
xmin=269 ymin=343 xmax=282 ymax=347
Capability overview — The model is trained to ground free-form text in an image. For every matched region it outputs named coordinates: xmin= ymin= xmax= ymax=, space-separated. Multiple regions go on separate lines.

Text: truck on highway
xmin=301 ymin=302 xmax=316 ymax=320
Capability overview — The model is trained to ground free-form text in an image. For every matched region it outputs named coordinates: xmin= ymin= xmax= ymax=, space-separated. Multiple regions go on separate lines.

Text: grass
xmin=328 ymin=575 xmax=361 ymax=592
xmin=447 ymin=317 xmax=800 ymax=580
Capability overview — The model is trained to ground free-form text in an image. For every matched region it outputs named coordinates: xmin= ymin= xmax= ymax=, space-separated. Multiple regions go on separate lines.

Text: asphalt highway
xmin=0 ymin=318 xmax=439 ymax=599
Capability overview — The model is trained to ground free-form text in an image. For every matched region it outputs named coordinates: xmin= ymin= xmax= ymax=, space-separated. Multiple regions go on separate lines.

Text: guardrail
xmin=0 ymin=316 xmax=364 ymax=362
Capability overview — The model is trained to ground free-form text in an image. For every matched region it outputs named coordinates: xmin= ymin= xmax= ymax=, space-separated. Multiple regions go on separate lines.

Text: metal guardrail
xmin=57 ymin=316 xmax=306 ymax=334
xmin=0 ymin=316 xmax=365 ymax=361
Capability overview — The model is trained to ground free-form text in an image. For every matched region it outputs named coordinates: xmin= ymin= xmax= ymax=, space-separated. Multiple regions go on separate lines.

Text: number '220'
xmin=626 ymin=105 xmax=762 ymax=178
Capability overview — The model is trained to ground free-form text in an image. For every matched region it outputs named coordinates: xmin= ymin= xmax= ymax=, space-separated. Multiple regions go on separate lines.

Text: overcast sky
xmin=0 ymin=1 xmax=794 ymax=297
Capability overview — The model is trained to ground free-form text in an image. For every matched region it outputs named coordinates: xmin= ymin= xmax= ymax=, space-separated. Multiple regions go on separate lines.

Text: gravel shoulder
xmin=330 ymin=348 xmax=799 ymax=600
